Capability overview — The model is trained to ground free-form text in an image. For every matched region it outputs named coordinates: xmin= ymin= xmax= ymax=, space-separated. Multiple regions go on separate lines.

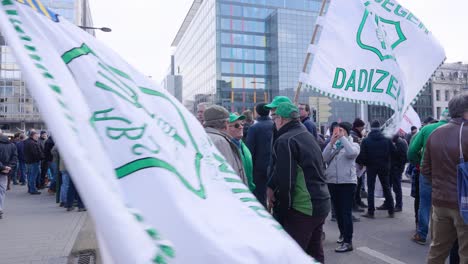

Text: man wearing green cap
xmin=408 ymin=109 xmax=450 ymax=245
xmin=227 ymin=113 xmax=255 ymax=192
xmin=266 ymin=102 xmax=330 ymax=263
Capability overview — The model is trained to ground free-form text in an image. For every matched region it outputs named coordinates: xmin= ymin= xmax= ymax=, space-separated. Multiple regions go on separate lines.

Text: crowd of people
xmin=0 ymin=129 xmax=85 ymax=220
xmin=196 ymin=93 xmax=467 ymax=263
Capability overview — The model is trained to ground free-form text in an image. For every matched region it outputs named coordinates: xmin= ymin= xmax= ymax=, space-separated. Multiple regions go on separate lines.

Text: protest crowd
xmin=0 ymin=93 xmax=467 ymax=263
xmin=196 ymin=93 xmax=468 ymax=263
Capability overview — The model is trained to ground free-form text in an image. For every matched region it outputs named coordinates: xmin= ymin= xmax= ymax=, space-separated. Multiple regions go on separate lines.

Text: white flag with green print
xmin=300 ymin=0 xmax=444 ymax=132
xmin=0 ymin=1 xmax=316 ymax=263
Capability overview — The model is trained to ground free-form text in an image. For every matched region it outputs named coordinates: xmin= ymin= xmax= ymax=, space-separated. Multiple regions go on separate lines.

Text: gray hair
xmin=448 ymin=93 xmax=468 ymax=118
xmin=204 ymin=119 xmax=228 ymax=130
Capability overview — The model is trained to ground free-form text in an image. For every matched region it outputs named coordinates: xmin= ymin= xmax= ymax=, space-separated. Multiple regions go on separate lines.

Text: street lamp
xmin=78 ymin=26 xmax=112 ymax=32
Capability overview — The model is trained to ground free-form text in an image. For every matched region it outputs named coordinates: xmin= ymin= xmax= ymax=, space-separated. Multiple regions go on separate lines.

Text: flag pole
xmin=294 ymin=0 xmax=328 ymax=104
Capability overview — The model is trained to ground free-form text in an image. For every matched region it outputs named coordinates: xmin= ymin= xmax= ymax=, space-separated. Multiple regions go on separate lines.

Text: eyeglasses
xmin=229 ymin=123 xmax=244 ymax=129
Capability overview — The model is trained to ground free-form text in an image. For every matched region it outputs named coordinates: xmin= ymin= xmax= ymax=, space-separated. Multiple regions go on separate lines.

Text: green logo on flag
xmin=357 ymin=8 xmax=407 ymax=61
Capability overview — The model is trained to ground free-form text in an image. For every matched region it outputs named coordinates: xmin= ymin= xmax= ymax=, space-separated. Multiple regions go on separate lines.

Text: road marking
xmin=358 ymin=247 xmax=407 ymax=264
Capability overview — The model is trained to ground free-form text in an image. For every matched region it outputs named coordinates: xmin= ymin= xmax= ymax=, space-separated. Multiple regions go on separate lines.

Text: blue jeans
xmin=60 ymin=171 xmax=70 ymax=204
xmin=48 ymin=162 xmax=58 ymax=191
xmin=417 ymin=173 xmax=432 ymax=239
xmin=26 ymin=162 xmax=40 ymax=193
xmin=66 ymin=175 xmax=84 ymax=209
xmin=18 ymin=161 xmax=26 ymax=184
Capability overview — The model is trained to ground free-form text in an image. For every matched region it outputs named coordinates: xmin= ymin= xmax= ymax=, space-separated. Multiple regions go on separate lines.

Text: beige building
xmin=431 ymin=62 xmax=468 ymax=119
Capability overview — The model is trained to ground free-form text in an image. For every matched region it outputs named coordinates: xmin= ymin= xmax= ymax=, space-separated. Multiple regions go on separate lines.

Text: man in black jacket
xmin=24 ymin=131 xmax=44 ymax=195
xmin=245 ymin=103 xmax=274 ymax=206
xmin=377 ymin=134 xmax=408 ymax=212
xmin=357 ymin=120 xmax=396 ymax=218
xmin=266 ymin=102 xmax=330 ymax=263
xmin=0 ymin=129 xmax=18 ymax=219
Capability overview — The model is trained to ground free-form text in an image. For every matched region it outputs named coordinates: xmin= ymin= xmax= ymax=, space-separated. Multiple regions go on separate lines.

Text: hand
xmin=337 ymin=128 xmax=345 ymax=139
xmin=266 ymin=187 xmax=276 ymax=213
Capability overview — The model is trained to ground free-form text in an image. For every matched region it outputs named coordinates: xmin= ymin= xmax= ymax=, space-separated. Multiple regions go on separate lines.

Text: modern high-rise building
xmin=0 ymin=0 xmax=94 ymax=132
xmin=172 ymin=0 xmax=331 ymax=114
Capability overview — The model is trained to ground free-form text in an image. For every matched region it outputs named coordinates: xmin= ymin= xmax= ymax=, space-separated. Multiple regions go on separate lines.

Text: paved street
xmin=323 ymin=182 xmax=431 ymax=264
xmin=0 ymin=180 xmax=442 ymax=264
xmin=0 ymin=184 xmax=87 ymax=264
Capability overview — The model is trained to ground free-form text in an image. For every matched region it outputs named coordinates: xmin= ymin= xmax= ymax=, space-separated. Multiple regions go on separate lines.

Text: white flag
xmin=399 ymin=106 xmax=422 ymax=133
xmin=300 ymin=0 xmax=444 ymax=133
xmin=0 ymin=1 xmax=315 ymax=263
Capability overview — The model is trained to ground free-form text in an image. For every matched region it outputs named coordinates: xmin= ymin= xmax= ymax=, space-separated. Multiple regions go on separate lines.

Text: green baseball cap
xmin=229 ymin=113 xmax=246 ymax=123
xmin=264 ymin=96 xmax=293 ymax=109
xmin=275 ymin=102 xmax=299 ymax=118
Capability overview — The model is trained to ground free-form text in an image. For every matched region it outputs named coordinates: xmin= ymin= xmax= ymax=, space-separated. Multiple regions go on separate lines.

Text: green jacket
xmin=240 ymin=141 xmax=255 ymax=192
xmin=408 ymin=120 xmax=448 ymax=167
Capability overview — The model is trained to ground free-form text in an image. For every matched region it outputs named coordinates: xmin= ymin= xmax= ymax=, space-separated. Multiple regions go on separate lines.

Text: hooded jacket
xmin=323 ymin=136 xmax=360 ymax=184
xmin=356 ymin=129 xmax=395 ymax=169
xmin=267 ymin=120 xmax=330 ymax=224
xmin=408 ymin=120 xmax=448 ymax=167
xmin=0 ymin=135 xmax=18 ymax=173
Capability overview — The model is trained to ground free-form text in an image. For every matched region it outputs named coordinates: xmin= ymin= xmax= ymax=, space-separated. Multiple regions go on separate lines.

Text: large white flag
xmin=300 ymin=0 xmax=444 ymax=132
xmin=0 ymin=1 xmax=315 ymax=263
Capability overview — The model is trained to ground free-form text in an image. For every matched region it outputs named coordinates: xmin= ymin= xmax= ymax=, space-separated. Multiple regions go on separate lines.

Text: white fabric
xmin=302 ymin=0 xmax=445 ymax=134
xmin=400 ymin=106 xmax=422 ymax=133
xmin=0 ymin=1 xmax=316 ymax=263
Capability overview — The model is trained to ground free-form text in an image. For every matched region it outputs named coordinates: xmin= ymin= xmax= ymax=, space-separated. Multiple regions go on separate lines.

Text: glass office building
xmin=0 ymin=0 xmax=94 ymax=131
xmin=173 ymin=0 xmax=325 ymax=114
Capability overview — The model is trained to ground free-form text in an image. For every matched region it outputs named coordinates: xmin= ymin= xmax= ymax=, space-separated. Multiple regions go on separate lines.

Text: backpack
xmin=457 ymin=122 xmax=468 ymax=224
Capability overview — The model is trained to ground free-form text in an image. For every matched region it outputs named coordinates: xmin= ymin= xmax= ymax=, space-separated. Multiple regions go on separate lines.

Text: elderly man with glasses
xmin=227 ymin=113 xmax=255 ymax=192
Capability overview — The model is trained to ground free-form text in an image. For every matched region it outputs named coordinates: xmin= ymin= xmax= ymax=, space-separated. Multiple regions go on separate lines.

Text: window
xmin=436 ymin=107 xmax=441 ymax=119
xmin=436 ymin=90 xmax=440 ymax=101
xmin=445 ymin=90 xmax=450 ymax=101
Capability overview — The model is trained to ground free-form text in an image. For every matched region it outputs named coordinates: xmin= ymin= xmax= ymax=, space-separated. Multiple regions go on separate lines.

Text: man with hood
xmin=357 ymin=120 xmax=396 ymax=218
xmin=0 ymin=129 xmax=18 ymax=219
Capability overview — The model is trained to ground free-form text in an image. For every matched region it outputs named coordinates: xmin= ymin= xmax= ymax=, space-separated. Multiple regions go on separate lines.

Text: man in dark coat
xmin=245 ymin=103 xmax=274 ymax=206
xmin=24 ymin=131 xmax=44 ymax=195
xmin=377 ymin=134 xmax=408 ymax=212
xmin=267 ymin=102 xmax=330 ymax=263
xmin=356 ymin=120 xmax=396 ymax=218
xmin=0 ymin=129 xmax=18 ymax=219
xmin=299 ymin=103 xmax=318 ymax=139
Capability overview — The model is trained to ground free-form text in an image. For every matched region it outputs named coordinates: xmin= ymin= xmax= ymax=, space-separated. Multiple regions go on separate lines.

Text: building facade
xmin=172 ymin=0 xmax=325 ymax=114
xmin=431 ymin=62 xmax=468 ymax=119
xmin=0 ymin=0 xmax=94 ymax=132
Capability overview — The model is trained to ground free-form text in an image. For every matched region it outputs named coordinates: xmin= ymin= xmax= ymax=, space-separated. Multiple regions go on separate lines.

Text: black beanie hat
xmin=338 ymin=122 xmax=352 ymax=135
xmin=256 ymin=103 xmax=270 ymax=117
xmin=352 ymin=118 xmax=365 ymax=128
xmin=371 ymin=120 xmax=381 ymax=128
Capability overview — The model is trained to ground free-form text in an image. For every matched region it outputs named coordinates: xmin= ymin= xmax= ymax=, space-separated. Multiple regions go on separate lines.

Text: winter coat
xmin=391 ymin=137 xmax=408 ymax=169
xmin=205 ymin=127 xmax=247 ymax=185
xmin=245 ymin=116 xmax=274 ymax=181
xmin=44 ymin=136 xmax=55 ymax=162
xmin=356 ymin=129 xmax=396 ymax=170
xmin=422 ymin=118 xmax=468 ymax=210
xmin=323 ymin=136 xmax=360 ymax=184
xmin=301 ymin=117 xmax=318 ymax=139
xmin=15 ymin=140 xmax=25 ymax=162
xmin=232 ymin=139 xmax=255 ymax=192
xmin=408 ymin=120 xmax=448 ymax=167
xmin=24 ymin=137 xmax=44 ymax=164
xmin=268 ymin=120 xmax=330 ymax=224
xmin=0 ymin=135 xmax=18 ymax=173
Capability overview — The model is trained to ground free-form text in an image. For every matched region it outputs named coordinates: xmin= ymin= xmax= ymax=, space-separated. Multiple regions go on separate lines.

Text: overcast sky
xmin=89 ymin=0 xmax=468 ymax=83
